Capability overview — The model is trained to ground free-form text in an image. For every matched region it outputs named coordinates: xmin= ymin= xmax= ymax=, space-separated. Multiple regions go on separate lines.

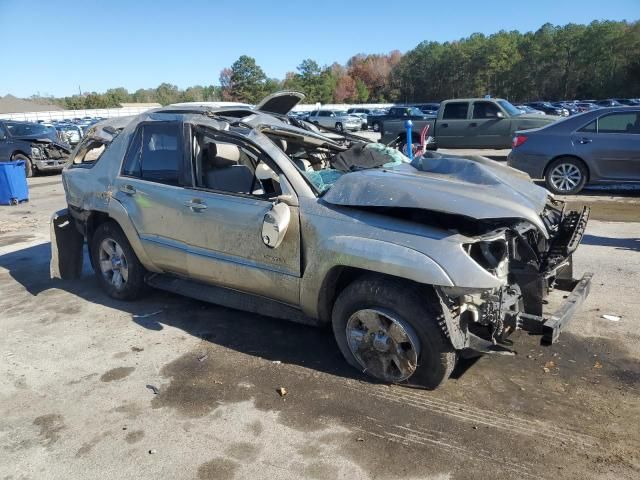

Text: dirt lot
xmin=1 ymin=174 xmax=639 ymax=480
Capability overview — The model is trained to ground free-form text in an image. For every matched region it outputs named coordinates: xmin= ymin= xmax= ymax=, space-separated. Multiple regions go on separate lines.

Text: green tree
xmin=229 ymin=55 xmax=267 ymax=103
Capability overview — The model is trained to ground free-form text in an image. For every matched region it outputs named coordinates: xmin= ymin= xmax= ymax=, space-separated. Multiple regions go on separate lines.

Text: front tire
xmin=12 ymin=153 xmax=33 ymax=178
xmin=335 ymin=122 xmax=344 ymax=132
xmin=332 ymin=275 xmax=456 ymax=389
xmin=372 ymin=122 xmax=381 ymax=132
xmin=90 ymin=221 xmax=146 ymax=300
xmin=545 ymin=157 xmax=587 ymax=195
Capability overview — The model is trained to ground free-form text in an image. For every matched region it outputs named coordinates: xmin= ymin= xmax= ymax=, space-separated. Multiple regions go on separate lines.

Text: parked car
xmin=508 ymin=107 xmax=640 ymax=194
xmin=412 ymin=103 xmax=440 ymax=116
xmin=307 ymin=109 xmax=361 ymax=131
xmin=346 ymin=108 xmax=373 ymax=130
xmin=55 ymin=124 xmax=84 ymax=146
xmin=0 ymin=120 xmax=70 ymax=176
xmin=611 ymin=98 xmax=640 ymax=106
xmin=380 ymin=98 xmax=560 ymax=150
xmin=575 ymin=102 xmax=599 ymax=112
xmin=525 ymin=102 xmax=569 ymax=116
xmin=368 ymin=106 xmax=429 ymax=133
xmin=552 ymin=102 xmax=579 ymax=115
xmin=595 ymin=99 xmax=624 ymax=108
xmin=515 ymin=105 xmax=546 ymax=115
xmin=52 ymin=91 xmax=592 ymax=389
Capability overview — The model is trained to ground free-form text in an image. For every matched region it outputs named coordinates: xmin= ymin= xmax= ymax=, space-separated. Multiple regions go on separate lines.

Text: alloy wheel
xmin=550 ymin=163 xmax=582 ymax=193
xmin=345 ymin=309 xmax=421 ymax=382
xmin=98 ymin=238 xmax=129 ymax=291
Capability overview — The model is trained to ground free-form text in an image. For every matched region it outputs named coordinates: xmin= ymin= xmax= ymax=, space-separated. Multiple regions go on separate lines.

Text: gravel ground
xmin=1 ymin=174 xmax=639 ymax=480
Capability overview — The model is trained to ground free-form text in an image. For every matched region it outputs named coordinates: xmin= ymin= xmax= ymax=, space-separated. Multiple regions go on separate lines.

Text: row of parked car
xmin=289 ymin=98 xmax=640 ymax=133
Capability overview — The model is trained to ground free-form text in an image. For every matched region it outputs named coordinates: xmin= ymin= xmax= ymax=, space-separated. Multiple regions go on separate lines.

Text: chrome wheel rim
xmin=98 ymin=238 xmax=129 ymax=290
xmin=373 ymin=123 xmax=380 ymax=132
xmin=550 ymin=163 xmax=582 ymax=192
xmin=345 ymin=309 xmax=421 ymax=382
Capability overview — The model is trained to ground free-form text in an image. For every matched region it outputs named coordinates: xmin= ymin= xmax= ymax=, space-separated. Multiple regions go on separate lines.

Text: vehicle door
xmin=180 ymin=126 xmax=301 ymax=305
xmin=114 ymin=121 xmax=195 ymax=275
xmin=435 ymin=102 xmax=470 ymax=148
xmin=469 ymin=101 xmax=511 ymax=148
xmin=573 ymin=112 xmax=640 ymax=180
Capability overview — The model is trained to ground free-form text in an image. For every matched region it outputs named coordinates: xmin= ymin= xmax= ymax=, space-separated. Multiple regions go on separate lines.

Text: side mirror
xmin=496 ymin=111 xmax=505 ymax=119
xmin=262 ymin=202 xmax=291 ymax=248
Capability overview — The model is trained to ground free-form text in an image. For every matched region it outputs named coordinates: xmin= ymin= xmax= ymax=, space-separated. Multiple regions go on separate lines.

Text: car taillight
xmin=512 ymin=135 xmax=528 ymax=148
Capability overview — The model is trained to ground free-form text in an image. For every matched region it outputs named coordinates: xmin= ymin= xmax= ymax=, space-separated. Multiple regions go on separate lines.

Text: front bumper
xmin=519 ymin=272 xmax=593 ymax=344
xmin=34 ymin=158 xmax=67 ymax=171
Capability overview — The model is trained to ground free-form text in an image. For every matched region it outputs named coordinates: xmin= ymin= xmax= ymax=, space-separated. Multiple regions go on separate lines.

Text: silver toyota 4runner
xmin=51 ymin=92 xmax=592 ymax=389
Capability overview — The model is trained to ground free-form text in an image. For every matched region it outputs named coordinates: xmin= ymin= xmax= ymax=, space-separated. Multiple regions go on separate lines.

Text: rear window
xmin=597 ymin=113 xmax=639 ymax=134
xmin=442 ymin=102 xmax=469 ymax=120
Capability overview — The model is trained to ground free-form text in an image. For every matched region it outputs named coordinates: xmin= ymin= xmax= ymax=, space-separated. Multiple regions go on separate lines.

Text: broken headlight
xmin=464 ymin=238 xmax=508 ymax=278
xmin=31 ymin=145 xmax=45 ymax=159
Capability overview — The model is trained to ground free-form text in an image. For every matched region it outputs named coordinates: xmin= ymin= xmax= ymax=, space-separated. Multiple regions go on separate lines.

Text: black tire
xmin=90 ymin=221 xmax=146 ymax=300
xmin=335 ymin=122 xmax=344 ymax=132
xmin=372 ymin=121 xmax=381 ymax=132
xmin=544 ymin=157 xmax=588 ymax=195
xmin=12 ymin=153 xmax=33 ymax=178
xmin=332 ymin=275 xmax=456 ymax=389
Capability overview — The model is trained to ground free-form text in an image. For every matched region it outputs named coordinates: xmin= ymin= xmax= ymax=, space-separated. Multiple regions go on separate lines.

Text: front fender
xmin=299 ymin=235 xmax=453 ymax=319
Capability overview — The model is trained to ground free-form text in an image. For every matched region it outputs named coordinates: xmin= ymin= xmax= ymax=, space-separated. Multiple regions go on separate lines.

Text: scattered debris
xmin=132 ymin=311 xmax=162 ymax=319
xmin=472 ymin=426 xmax=478 ymax=430
xmin=122 ymin=426 xmax=127 ymax=431
xmin=272 ymin=361 xmax=282 ymax=365
xmin=213 ymin=380 xmax=223 ymax=385
xmin=148 ymin=449 xmax=157 ymax=455
xmin=197 ymin=353 xmax=208 ymax=362
xmin=593 ymin=361 xmax=603 ymax=369
xmin=131 ymin=346 xmax=144 ymax=352
xmin=356 ymin=437 xmax=364 ymax=442
xmin=542 ymin=367 xmax=551 ymax=374
xmin=544 ymin=361 xmax=556 ymax=369
xmin=601 ymin=314 xmax=621 ymax=322
xmin=276 ymin=387 xmax=288 ymax=397
xmin=146 ymin=384 xmax=160 ymax=395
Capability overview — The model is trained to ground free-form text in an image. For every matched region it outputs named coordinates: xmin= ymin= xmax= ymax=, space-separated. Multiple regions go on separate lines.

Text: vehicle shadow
xmin=581 ymin=234 xmax=640 ymax=252
xmin=0 ymin=242 xmax=369 ymax=383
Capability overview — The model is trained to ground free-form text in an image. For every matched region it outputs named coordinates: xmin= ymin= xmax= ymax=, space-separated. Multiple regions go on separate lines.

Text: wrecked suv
xmin=52 ymin=92 xmax=592 ymax=389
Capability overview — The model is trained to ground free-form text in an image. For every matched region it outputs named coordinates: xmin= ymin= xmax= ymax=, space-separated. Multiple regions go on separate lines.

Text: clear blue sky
xmin=1 ymin=0 xmax=637 ymax=97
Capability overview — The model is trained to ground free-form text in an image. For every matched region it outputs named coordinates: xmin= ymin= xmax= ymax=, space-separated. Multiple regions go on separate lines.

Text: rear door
xmin=469 ymin=101 xmax=511 ymax=147
xmin=574 ymin=112 xmax=640 ymax=180
xmin=435 ymin=102 xmax=470 ymax=148
xmin=114 ymin=121 xmax=194 ymax=275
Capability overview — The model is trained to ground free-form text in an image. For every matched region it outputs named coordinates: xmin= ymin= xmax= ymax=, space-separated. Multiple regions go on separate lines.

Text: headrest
xmin=204 ymin=142 xmax=240 ymax=168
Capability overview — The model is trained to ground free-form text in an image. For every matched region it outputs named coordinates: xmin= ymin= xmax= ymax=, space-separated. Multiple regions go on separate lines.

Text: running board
xmin=146 ymin=273 xmax=316 ymax=326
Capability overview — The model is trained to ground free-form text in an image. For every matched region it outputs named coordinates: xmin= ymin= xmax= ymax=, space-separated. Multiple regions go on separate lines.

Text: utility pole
xmin=78 ymin=85 xmax=82 ymax=96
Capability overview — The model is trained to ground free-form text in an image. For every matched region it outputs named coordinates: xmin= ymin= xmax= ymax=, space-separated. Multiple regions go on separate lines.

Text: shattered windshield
xmin=302 ymin=143 xmax=409 ymax=194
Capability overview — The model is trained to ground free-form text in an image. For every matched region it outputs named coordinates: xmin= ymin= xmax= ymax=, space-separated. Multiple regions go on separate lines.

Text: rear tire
xmin=335 ymin=122 xmax=344 ymax=132
xmin=544 ymin=157 xmax=587 ymax=195
xmin=90 ymin=221 xmax=146 ymax=300
xmin=12 ymin=153 xmax=33 ymax=178
xmin=332 ymin=275 xmax=456 ymax=389
xmin=372 ymin=122 xmax=381 ymax=132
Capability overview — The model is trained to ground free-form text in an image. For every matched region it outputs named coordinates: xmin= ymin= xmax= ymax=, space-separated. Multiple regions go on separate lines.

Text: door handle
xmin=441 ymin=123 xmax=448 ymax=128
xmin=469 ymin=122 xmax=477 ymax=127
xmin=578 ymin=137 xmax=592 ymax=144
xmin=185 ymin=199 xmax=207 ymax=211
xmin=119 ymin=184 xmax=136 ymax=195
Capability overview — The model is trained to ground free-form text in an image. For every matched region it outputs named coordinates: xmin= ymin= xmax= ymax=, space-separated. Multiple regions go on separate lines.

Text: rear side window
xmin=122 ymin=122 xmax=183 ymax=185
xmin=597 ymin=113 xmax=640 ymax=134
xmin=442 ymin=102 xmax=469 ymax=120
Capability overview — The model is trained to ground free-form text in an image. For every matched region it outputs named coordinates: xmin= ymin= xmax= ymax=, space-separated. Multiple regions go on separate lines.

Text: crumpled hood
xmin=322 ymin=153 xmax=552 ymax=236
xmin=15 ymin=133 xmax=70 ymax=151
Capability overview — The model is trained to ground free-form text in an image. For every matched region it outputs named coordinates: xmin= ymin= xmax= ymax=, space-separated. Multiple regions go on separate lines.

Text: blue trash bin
xmin=0 ymin=160 xmax=29 ymax=205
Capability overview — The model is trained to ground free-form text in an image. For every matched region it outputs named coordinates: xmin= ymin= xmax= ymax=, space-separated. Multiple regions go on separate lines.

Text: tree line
xmin=31 ymin=20 xmax=639 ymax=110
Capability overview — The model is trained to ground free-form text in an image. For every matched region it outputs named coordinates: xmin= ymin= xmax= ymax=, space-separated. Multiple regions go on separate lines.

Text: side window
xmin=192 ymin=130 xmax=267 ymax=197
xmin=472 ymin=102 xmax=500 ymax=119
xmin=579 ymin=120 xmax=597 ymax=133
xmin=122 ymin=122 xmax=182 ymax=185
xmin=597 ymin=113 xmax=640 ymax=134
xmin=442 ymin=102 xmax=469 ymax=120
